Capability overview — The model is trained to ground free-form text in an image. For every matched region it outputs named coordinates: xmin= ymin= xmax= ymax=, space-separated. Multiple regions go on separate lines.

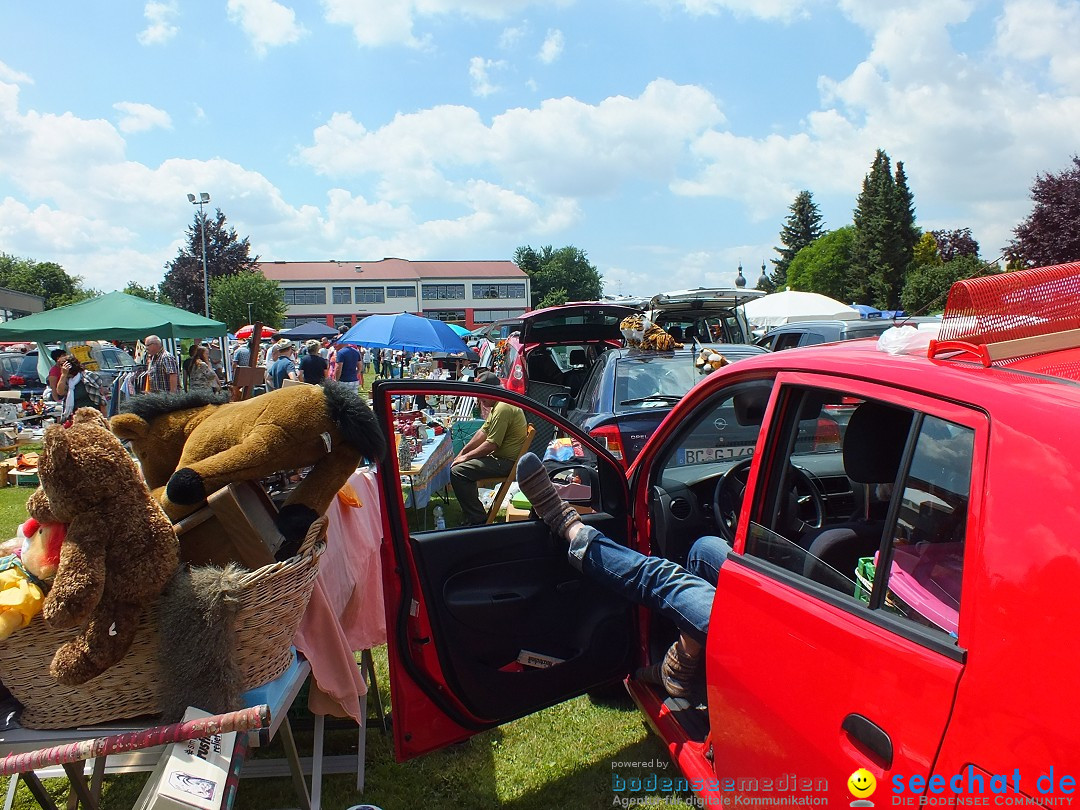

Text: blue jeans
xmin=571 ymin=528 xmax=729 ymax=646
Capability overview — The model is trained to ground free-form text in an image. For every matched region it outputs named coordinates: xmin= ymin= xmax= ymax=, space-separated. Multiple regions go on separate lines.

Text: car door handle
xmin=841 ymin=713 xmax=893 ymax=767
xmin=491 ymin=592 xmax=524 ymax=603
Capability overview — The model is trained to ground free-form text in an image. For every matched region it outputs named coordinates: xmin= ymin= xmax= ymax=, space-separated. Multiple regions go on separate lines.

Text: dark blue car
xmin=565 ymin=344 xmax=769 ymax=467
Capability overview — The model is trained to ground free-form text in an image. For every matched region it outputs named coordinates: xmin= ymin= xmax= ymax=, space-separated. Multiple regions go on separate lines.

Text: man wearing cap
xmin=268 ymin=339 xmax=298 ymax=389
xmin=450 ymin=371 xmax=529 ymax=526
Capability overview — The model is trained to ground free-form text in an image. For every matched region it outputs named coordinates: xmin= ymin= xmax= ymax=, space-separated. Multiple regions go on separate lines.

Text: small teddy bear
xmin=695 ymin=347 xmax=730 ymax=374
xmin=29 ymin=407 xmax=179 ymax=685
xmin=0 ymin=518 xmax=67 ymax=641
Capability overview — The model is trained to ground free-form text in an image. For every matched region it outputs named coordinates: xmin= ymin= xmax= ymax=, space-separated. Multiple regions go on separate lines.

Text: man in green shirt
xmin=451 ymin=371 xmax=529 ymax=525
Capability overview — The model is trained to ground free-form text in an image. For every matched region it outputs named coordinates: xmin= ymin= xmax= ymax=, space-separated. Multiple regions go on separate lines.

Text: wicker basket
xmin=0 ymin=517 xmax=327 ymax=729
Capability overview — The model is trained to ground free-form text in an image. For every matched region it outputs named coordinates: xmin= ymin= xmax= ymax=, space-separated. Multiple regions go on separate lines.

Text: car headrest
xmin=843 ymin=401 xmax=913 ymax=484
xmin=569 ymin=349 xmax=587 ymax=366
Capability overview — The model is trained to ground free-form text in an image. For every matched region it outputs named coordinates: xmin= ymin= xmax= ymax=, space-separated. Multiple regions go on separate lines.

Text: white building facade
xmin=259 ymin=258 xmax=530 ymax=331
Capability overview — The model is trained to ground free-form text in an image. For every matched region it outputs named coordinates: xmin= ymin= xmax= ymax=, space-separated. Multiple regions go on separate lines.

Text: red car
xmin=372 ymin=262 xmax=1080 ymax=804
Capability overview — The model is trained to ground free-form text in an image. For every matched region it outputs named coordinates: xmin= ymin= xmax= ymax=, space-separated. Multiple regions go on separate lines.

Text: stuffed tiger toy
xmin=620 ymin=313 xmax=683 ymax=351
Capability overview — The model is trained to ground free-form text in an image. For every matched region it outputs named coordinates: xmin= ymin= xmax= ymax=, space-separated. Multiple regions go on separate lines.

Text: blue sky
xmin=1 ymin=1 xmax=1078 ymax=297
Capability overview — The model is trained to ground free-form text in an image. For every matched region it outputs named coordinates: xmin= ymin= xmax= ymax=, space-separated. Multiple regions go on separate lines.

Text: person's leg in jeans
xmin=517 ymin=452 xmax=721 ymax=697
xmin=451 ymin=455 xmax=513 ymax=525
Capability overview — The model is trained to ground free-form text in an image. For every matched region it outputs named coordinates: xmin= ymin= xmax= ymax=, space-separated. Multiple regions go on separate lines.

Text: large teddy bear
xmin=110 ymin=381 xmax=386 ymax=559
xmin=27 ymin=408 xmax=179 ymax=685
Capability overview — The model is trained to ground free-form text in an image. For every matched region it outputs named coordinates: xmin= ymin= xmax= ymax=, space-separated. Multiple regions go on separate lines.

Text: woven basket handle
xmin=294 ymin=516 xmax=328 ymax=558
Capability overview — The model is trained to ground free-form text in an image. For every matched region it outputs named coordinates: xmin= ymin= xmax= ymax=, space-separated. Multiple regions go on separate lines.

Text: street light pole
xmin=247 ymin=302 xmax=254 ymax=324
xmin=186 ymin=192 xmax=211 ymax=317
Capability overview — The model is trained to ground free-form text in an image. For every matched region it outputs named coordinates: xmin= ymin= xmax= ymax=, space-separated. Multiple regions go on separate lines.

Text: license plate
xmin=679 ymin=445 xmax=754 ymax=464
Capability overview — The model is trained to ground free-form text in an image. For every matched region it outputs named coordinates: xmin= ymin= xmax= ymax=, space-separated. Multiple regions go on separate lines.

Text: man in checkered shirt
xmin=141 ymin=334 xmax=179 ymax=393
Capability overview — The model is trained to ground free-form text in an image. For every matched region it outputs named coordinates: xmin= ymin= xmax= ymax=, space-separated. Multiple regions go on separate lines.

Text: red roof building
xmin=259 ymin=258 xmax=530 ymax=331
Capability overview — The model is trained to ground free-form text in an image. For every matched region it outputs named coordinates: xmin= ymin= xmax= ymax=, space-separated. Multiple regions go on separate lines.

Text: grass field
xmin=0 ymin=481 xmax=695 ymax=809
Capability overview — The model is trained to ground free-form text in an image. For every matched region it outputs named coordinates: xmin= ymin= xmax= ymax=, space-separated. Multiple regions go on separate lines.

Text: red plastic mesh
xmin=937 ymin=261 xmax=1080 ymax=348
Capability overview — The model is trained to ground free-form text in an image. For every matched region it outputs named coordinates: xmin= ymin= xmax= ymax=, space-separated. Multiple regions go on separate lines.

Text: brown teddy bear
xmin=110 ymin=381 xmax=386 ymax=559
xmin=27 ymin=408 xmax=179 ymax=685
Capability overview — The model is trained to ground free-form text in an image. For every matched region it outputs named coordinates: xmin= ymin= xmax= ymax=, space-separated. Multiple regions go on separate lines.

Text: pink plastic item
xmin=888 ymin=542 xmax=963 ymax=635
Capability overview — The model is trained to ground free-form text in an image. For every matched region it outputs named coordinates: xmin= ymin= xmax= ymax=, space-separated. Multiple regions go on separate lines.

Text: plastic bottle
xmin=434 ymin=505 xmax=446 ymax=530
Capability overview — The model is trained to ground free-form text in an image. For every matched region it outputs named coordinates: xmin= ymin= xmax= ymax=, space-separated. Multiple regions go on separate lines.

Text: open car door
xmin=373 ymin=379 xmax=636 ymax=760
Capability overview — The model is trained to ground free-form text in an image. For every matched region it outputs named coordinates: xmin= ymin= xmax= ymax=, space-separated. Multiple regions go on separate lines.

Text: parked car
xmin=371 ymin=262 xmax=1080 ymax=803
xmin=564 ymin=344 xmax=768 ymax=466
xmin=643 ymin=287 xmax=764 ymax=345
xmin=0 ymin=352 xmax=26 ymax=392
xmin=10 ymin=344 xmax=136 ymax=400
xmin=754 ymin=316 xmax=940 ymax=351
xmin=480 ymin=302 xmax=640 ymax=402
xmin=7 ymin=350 xmax=49 ymax=398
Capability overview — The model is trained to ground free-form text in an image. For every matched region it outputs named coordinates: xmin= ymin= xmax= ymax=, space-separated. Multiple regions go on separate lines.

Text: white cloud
xmin=665 ymin=0 xmax=1080 ymax=255
xmin=538 ymin=29 xmax=564 ymax=64
xmin=137 ymin=1 xmax=179 ymax=46
xmin=0 ymin=61 xmax=33 ymax=85
xmin=469 ymin=57 xmax=505 ymax=97
xmin=321 ymin=0 xmax=572 ymax=48
xmin=650 ymin=0 xmax=811 ymax=21
xmin=113 ymin=102 xmax=172 ymax=133
xmin=499 ymin=25 xmax=527 ymax=49
xmin=995 ymin=0 xmax=1080 ymax=91
xmin=299 ymin=79 xmax=724 ymax=199
xmin=227 ymin=0 xmax=307 ymax=55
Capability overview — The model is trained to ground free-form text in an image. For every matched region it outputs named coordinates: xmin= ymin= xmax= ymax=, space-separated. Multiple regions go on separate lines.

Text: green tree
xmin=901 ymin=255 xmax=994 ymax=314
xmin=514 ymin=245 xmax=603 ymax=308
xmin=123 ymin=281 xmax=172 ymax=305
xmin=850 ymin=150 xmax=919 ymax=310
xmin=0 ymin=254 xmax=92 ymax=309
xmin=161 ymin=208 xmax=260 ymax=316
xmin=770 ymin=190 xmax=825 ymax=290
xmin=1007 ymin=155 xmax=1080 ymax=267
xmin=912 ymin=233 xmax=942 ymax=268
xmin=785 ymin=227 xmax=856 ymax=301
xmin=209 ymin=271 xmax=286 ymax=332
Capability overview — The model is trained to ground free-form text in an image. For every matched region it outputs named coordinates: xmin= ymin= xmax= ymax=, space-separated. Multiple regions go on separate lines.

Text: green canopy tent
xmin=0 ymin=291 xmax=226 ymax=343
xmin=0 ymin=291 xmax=230 ymax=387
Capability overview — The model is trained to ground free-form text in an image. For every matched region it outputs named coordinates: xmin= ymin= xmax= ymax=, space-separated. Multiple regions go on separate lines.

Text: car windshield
xmin=614 ymin=354 xmax=700 ymax=413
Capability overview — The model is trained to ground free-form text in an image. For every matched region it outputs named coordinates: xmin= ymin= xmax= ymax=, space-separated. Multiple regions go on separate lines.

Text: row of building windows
xmin=286 ymin=283 xmax=526 ymax=306
xmin=283 ymin=310 xmax=513 ymax=329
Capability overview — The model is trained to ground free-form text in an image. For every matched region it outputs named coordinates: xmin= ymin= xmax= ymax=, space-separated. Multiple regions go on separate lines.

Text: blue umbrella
xmin=445 ymin=322 xmax=472 ymax=337
xmin=338 ymin=312 xmax=470 ymax=353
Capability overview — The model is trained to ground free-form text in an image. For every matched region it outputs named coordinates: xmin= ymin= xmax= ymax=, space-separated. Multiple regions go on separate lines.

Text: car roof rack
xmin=928 ymin=261 xmax=1080 ymax=366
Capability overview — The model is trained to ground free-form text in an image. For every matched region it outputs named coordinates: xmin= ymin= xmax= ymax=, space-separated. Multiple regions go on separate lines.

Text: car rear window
xmin=613 ymin=354 xmax=699 ymax=414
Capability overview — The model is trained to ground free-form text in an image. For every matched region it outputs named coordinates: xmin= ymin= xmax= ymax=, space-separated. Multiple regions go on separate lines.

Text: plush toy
xmin=27 ymin=407 xmax=179 ymax=685
xmin=0 ymin=518 xmax=67 ymax=640
xmin=620 ymin=313 xmax=683 ymax=351
xmin=110 ymin=381 xmax=386 ymax=558
xmin=695 ymin=347 xmax=730 ymax=374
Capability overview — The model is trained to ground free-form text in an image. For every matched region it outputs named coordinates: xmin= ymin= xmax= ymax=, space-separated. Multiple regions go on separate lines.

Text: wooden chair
xmin=477 ymin=424 xmax=536 ymax=524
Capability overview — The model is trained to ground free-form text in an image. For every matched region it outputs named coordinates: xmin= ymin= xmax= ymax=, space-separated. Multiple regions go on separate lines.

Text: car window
xmin=773 ymin=333 xmax=802 ymax=351
xmin=613 ymin=354 xmax=698 ymax=413
xmin=743 ymin=385 xmax=974 ymax=644
xmin=575 ymin=356 xmax=606 ymax=413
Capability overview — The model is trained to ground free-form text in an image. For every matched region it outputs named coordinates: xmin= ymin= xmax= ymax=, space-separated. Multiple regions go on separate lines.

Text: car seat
xmin=561 ymin=348 xmax=591 ymax=399
xmin=802 ymin=401 xmax=913 ymax=585
xmin=527 ymin=348 xmax=564 ymax=385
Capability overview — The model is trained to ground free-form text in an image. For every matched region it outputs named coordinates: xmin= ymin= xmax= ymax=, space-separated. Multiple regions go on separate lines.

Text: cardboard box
xmin=142 ymin=707 xmax=243 ymax=810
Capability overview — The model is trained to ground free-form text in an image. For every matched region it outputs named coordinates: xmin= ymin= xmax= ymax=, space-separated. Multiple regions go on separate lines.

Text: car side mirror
xmin=548 ymin=393 xmax=572 ymax=412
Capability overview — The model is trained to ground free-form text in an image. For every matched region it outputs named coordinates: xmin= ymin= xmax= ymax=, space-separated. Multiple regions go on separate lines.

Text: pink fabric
xmin=293 ymin=468 xmax=386 ymax=721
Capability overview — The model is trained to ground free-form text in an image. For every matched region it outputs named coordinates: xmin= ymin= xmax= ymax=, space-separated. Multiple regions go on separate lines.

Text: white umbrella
xmin=743 ymin=290 xmax=861 ymax=328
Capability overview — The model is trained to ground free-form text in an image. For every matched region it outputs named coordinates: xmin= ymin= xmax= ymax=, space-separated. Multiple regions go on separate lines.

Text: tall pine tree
xmin=850 ymin=150 xmax=918 ymax=309
xmin=161 ymin=208 xmax=260 ymax=316
xmin=769 ymin=190 xmax=825 ymax=291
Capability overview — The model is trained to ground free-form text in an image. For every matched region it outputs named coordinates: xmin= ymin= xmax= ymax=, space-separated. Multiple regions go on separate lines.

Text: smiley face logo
xmin=848 ymin=768 xmax=877 ymax=799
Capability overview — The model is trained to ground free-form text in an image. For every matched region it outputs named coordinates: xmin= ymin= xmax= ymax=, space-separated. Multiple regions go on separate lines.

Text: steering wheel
xmin=712 ymin=458 xmax=826 ymax=543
